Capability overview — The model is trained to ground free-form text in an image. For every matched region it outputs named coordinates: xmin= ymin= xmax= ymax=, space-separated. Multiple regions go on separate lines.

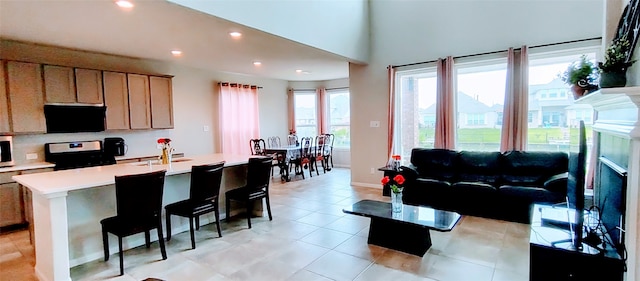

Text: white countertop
xmin=12 ymin=153 xmax=256 ymax=197
xmin=0 ymin=162 xmax=55 ymax=173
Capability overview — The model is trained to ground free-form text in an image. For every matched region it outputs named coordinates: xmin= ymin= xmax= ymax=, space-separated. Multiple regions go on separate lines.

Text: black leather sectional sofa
xmin=400 ymin=148 xmax=569 ymax=223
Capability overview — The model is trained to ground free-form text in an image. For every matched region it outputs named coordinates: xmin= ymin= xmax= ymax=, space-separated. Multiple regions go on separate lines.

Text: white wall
xmin=349 ymin=0 xmax=604 ymax=186
xmin=168 ymin=0 xmax=370 ymax=64
xmin=1 ymin=40 xmax=288 ymax=164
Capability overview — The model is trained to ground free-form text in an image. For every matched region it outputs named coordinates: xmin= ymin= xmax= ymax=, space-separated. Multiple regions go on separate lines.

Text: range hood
xmin=44 ymin=104 xmax=107 ymax=133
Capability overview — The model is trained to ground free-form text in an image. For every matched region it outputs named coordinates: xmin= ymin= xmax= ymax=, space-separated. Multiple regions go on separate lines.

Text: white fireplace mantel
xmin=576 ymin=86 xmax=640 ymax=281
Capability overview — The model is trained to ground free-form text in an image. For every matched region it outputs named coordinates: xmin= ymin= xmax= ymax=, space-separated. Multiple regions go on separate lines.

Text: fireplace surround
xmin=576 ymin=86 xmax=640 ymax=280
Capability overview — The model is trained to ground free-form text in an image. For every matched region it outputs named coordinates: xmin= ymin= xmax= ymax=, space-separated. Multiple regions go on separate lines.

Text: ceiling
xmin=0 ymin=0 xmax=351 ymax=81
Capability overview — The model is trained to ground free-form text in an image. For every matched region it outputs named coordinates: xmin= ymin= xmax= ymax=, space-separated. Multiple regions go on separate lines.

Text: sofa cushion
xmin=455 ymin=151 xmax=502 ymax=186
xmin=498 ymin=185 xmax=565 ymax=203
xmin=410 ymin=148 xmax=458 ymax=182
xmin=403 ymin=178 xmax=452 ymax=209
xmin=501 ymin=151 xmax=568 ymax=188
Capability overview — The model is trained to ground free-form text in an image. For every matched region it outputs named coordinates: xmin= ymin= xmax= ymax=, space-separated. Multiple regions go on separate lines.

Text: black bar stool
xmin=225 ymin=157 xmax=273 ymax=228
xmin=101 ymin=170 xmax=167 ymax=276
xmin=165 ymin=162 xmax=225 ymax=249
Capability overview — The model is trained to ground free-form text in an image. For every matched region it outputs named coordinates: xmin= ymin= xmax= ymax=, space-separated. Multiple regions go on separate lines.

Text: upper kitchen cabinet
xmin=75 ymin=68 xmax=104 ymax=104
xmin=127 ymin=74 xmax=151 ymax=129
xmin=0 ymin=61 xmax=10 ymax=133
xmin=103 ymin=71 xmax=130 ymax=130
xmin=44 ymin=66 xmax=104 ymax=104
xmin=43 ymin=65 xmax=76 ymax=104
xmin=6 ymin=61 xmax=46 ymax=133
xmin=150 ymin=76 xmax=174 ymax=129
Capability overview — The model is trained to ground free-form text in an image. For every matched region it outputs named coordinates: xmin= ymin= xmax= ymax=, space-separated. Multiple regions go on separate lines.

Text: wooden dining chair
xmin=267 ymin=136 xmax=281 ymax=148
xmin=287 ymin=134 xmax=298 ymax=146
xmin=165 ymin=162 xmax=225 ymax=249
xmin=323 ymin=133 xmax=335 ymax=170
xmin=101 ymin=170 xmax=167 ymax=276
xmin=249 ymin=139 xmax=267 ymax=155
xmin=312 ymin=135 xmax=327 ymax=175
xmin=225 ymin=157 xmax=273 ymax=228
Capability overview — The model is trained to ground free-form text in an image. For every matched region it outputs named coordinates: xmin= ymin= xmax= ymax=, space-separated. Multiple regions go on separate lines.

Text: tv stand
xmin=530 ymin=204 xmax=624 ymax=281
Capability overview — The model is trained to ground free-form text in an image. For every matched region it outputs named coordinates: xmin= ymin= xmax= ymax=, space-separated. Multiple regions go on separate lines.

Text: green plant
xmin=560 ymin=55 xmax=598 ymax=85
xmin=598 ymin=37 xmax=635 ymax=73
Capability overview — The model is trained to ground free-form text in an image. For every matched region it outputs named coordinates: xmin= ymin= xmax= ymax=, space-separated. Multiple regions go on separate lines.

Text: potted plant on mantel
xmin=560 ymin=55 xmax=599 ymax=99
xmin=598 ymin=37 xmax=635 ymax=88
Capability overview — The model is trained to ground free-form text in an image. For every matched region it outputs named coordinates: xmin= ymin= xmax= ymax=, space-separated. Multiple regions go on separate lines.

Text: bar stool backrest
xmin=115 ymin=170 xmax=166 ymax=220
xmin=189 ymin=162 xmax=225 ymax=203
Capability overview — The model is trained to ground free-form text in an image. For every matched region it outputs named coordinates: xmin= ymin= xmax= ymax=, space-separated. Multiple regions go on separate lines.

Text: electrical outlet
xmin=26 ymin=153 xmax=38 ymax=160
xmin=370 ymin=167 xmax=375 ymax=174
xmin=203 ymin=125 xmax=210 ymax=132
xmin=370 ymin=121 xmax=380 ymax=128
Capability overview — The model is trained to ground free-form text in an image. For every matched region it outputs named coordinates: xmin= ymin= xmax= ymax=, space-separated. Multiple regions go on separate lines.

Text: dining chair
xmin=249 ymin=139 xmax=267 ymax=155
xmin=267 ymin=136 xmax=281 ymax=148
xmin=312 ymin=135 xmax=327 ymax=175
xmin=165 ymin=162 xmax=225 ymax=249
xmin=290 ymin=136 xmax=314 ymax=179
xmin=324 ymin=133 xmax=335 ymax=170
xmin=101 ymin=170 xmax=167 ymax=276
xmin=287 ymin=134 xmax=298 ymax=146
xmin=225 ymin=157 xmax=273 ymax=228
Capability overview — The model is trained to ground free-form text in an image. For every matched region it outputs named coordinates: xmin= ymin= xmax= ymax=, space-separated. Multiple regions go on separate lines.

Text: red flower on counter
xmin=157 ymin=138 xmax=171 ymax=144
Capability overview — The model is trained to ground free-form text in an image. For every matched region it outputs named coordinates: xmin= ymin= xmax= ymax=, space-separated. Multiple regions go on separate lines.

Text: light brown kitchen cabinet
xmin=6 ymin=61 xmax=46 ymax=133
xmin=104 ymin=71 xmax=130 ymax=130
xmin=150 ymin=76 xmax=174 ymax=129
xmin=0 ymin=171 xmax=23 ymax=228
xmin=20 ymin=167 xmax=53 ymax=244
xmin=43 ymin=65 xmax=76 ymax=104
xmin=127 ymin=74 xmax=151 ymax=129
xmin=0 ymin=61 xmax=10 ymax=133
xmin=75 ymin=68 xmax=104 ymax=104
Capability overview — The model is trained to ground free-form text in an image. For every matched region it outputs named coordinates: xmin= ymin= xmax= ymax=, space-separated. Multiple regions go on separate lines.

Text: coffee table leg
xmin=367 ymin=218 xmax=432 ymax=256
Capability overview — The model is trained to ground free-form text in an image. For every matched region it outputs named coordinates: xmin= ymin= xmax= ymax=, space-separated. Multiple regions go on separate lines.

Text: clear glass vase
xmin=391 ymin=190 xmax=403 ymax=213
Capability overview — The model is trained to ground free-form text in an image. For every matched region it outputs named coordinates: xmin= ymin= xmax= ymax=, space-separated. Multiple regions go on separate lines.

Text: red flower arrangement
xmin=157 ymin=138 xmax=171 ymax=144
xmin=381 ymin=174 xmax=405 ymax=193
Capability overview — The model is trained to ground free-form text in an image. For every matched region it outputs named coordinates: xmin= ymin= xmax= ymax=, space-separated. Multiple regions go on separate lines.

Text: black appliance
xmin=44 ymin=104 xmax=106 ymax=133
xmin=45 ymin=140 xmax=116 ymax=170
xmin=104 ymin=137 xmax=126 ymax=157
xmin=0 ymin=136 xmax=14 ymax=167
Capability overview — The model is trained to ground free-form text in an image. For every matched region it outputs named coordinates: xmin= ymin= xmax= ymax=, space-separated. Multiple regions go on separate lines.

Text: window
xmin=326 ymin=89 xmax=350 ymax=148
xmin=293 ymin=90 xmax=317 ymax=138
xmin=527 ymin=49 xmax=598 ymax=152
xmin=394 ymin=67 xmax=437 ymax=159
xmin=456 ymin=60 xmax=507 ymax=151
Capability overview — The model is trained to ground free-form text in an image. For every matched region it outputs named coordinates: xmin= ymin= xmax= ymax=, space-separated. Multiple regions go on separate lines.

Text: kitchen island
xmin=12 ymin=153 xmax=258 ymax=281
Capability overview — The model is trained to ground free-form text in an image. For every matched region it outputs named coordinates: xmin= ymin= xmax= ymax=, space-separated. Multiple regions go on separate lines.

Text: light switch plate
xmin=370 ymin=121 xmax=380 ymax=128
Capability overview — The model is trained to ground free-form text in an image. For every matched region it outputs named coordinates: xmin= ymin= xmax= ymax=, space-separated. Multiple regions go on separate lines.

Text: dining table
xmin=264 ymin=145 xmax=301 ymax=182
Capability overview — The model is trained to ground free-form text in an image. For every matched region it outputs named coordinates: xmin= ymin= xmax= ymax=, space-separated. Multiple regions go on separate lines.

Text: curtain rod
xmin=218 ymin=82 xmax=263 ymax=89
xmin=291 ymin=86 xmax=349 ymax=91
xmin=390 ymin=37 xmax=602 ymax=69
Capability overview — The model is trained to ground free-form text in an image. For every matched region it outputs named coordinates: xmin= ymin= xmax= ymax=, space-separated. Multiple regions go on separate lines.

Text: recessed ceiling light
xmin=296 ymin=69 xmax=303 ymax=73
xmin=115 ymin=0 xmax=134 ymax=9
xmin=171 ymin=50 xmax=182 ymax=56
xmin=229 ymin=32 xmax=242 ymax=38
xmin=253 ymin=61 xmax=262 ymax=66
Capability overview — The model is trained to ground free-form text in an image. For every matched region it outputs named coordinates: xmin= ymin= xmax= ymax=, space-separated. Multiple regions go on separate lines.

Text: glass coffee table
xmin=343 ymin=200 xmax=461 ymax=256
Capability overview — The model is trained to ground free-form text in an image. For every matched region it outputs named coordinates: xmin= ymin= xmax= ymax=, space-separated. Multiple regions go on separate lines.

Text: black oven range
xmin=45 ymin=140 xmax=116 ymax=170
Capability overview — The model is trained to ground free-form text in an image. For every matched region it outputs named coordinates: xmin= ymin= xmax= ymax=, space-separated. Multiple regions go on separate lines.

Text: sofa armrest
xmin=399 ymin=165 xmax=419 ymax=183
xmin=543 ymin=172 xmax=568 ymax=193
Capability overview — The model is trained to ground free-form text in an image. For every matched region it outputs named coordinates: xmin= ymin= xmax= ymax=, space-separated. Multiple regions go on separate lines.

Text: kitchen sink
xmin=170 ymin=158 xmax=192 ymax=163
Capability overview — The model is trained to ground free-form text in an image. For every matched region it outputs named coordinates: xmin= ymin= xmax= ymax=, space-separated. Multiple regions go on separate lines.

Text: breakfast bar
xmin=12 ymin=153 xmax=255 ymax=281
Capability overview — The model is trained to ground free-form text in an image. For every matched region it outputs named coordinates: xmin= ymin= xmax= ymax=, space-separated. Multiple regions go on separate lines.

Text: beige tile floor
xmin=0 ymin=168 xmax=530 ymax=281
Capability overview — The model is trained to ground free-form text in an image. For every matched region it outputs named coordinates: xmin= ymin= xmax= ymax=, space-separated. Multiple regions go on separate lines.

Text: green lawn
xmin=420 ymin=126 xmax=592 ymax=145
